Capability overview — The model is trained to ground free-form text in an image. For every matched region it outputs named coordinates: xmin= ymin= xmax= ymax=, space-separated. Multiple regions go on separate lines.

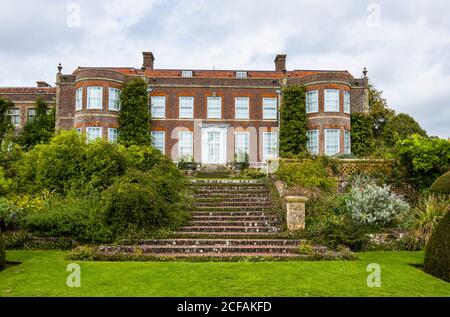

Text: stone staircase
xmin=96 ymin=178 xmax=332 ymax=260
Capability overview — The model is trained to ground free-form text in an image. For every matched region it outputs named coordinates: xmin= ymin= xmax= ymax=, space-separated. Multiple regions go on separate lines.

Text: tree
xmin=17 ymin=97 xmax=55 ymax=149
xmin=368 ymin=84 xmax=395 ymax=138
xmin=118 ymin=78 xmax=151 ymax=147
xmin=279 ymin=85 xmax=308 ymax=157
xmin=350 ymin=113 xmax=375 ymax=158
xmin=0 ymin=97 xmax=14 ymax=144
xmin=382 ymin=113 xmax=427 ymax=147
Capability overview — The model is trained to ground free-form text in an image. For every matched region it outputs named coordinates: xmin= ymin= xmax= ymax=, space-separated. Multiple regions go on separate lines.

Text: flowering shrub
xmin=346 ymin=179 xmax=409 ymax=226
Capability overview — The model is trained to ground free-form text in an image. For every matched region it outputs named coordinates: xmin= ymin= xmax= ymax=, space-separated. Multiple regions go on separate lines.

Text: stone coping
xmin=284 ymin=196 xmax=308 ymax=203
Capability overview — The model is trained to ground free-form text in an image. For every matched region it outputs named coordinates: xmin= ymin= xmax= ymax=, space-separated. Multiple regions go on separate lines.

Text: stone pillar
xmin=285 ymin=196 xmax=307 ymax=230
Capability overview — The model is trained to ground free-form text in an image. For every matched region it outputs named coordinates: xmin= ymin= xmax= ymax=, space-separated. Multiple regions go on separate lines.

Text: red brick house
xmin=1 ymin=52 xmax=369 ymax=164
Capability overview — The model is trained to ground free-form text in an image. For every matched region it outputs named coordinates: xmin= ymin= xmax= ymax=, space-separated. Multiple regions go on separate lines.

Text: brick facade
xmin=0 ymin=52 xmax=369 ymax=163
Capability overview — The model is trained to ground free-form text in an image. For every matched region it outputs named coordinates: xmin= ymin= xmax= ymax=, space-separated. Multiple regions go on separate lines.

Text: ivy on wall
xmin=118 ymin=78 xmax=152 ymax=147
xmin=279 ymin=85 xmax=308 ymax=157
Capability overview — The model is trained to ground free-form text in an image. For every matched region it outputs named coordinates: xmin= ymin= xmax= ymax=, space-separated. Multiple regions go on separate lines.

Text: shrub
xmin=0 ymin=231 xmax=5 ymax=269
xmin=239 ymin=168 xmax=266 ymax=179
xmin=430 ymin=171 xmax=450 ymax=194
xmin=396 ymin=135 xmax=450 ymax=189
xmin=24 ymin=195 xmax=112 ymax=244
xmin=410 ymin=194 xmax=450 ymax=248
xmin=276 ymin=159 xmax=335 ymax=190
xmin=0 ymin=197 xmax=22 ymax=231
xmin=424 ymin=210 xmax=450 ymax=282
xmin=346 ymin=178 xmax=409 ymax=226
xmin=103 ymin=169 xmax=190 ymax=237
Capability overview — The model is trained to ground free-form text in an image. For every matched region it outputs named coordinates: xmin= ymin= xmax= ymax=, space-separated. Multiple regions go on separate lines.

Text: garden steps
xmin=122 ymin=239 xmax=306 ymax=246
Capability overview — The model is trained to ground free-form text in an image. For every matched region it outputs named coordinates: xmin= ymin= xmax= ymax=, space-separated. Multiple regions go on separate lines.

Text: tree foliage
xmin=350 ymin=113 xmax=375 ymax=157
xmin=279 ymin=85 xmax=308 ymax=157
xmin=0 ymin=97 xmax=13 ymax=144
xmin=17 ymin=97 xmax=55 ymax=149
xmin=118 ymin=78 xmax=151 ymax=147
xmin=382 ymin=113 xmax=427 ymax=148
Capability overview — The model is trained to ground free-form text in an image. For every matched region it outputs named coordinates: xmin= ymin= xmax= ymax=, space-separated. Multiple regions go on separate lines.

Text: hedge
xmin=423 ymin=210 xmax=450 ymax=282
xmin=430 ymin=171 xmax=450 ymax=194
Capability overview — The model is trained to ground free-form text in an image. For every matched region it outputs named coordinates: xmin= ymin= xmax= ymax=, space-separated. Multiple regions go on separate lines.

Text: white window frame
xmin=28 ymin=108 xmax=36 ymax=123
xmin=324 ymin=89 xmax=340 ymax=112
xmin=263 ymin=132 xmax=278 ymax=162
xmin=151 ymin=131 xmax=165 ymax=154
xmin=344 ymin=130 xmax=351 ymax=155
xmin=179 ymin=131 xmax=193 ymax=160
xmin=181 ymin=70 xmax=193 ymax=78
xmin=235 ymin=132 xmax=249 ymax=162
xmin=151 ymin=96 xmax=166 ymax=118
xmin=179 ymin=97 xmax=194 ymax=119
xmin=108 ymin=88 xmax=120 ymax=111
xmin=7 ymin=108 xmax=20 ymax=126
xmin=235 ymin=97 xmax=249 ymax=120
xmin=306 ymin=130 xmax=320 ymax=155
xmin=306 ymin=90 xmax=319 ymax=113
xmin=76 ymin=87 xmax=83 ymax=111
xmin=236 ymin=71 xmax=248 ymax=78
xmin=87 ymin=87 xmax=103 ymax=110
xmin=207 ymin=97 xmax=222 ymax=119
xmin=108 ymin=128 xmax=118 ymax=144
xmin=263 ymin=98 xmax=277 ymax=120
xmin=344 ymin=91 xmax=350 ymax=114
xmin=86 ymin=127 xmax=102 ymax=143
xmin=325 ymin=129 xmax=340 ymax=156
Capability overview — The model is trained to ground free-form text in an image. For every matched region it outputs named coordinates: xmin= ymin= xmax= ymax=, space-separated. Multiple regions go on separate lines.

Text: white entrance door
xmin=202 ymin=128 xmax=227 ymax=164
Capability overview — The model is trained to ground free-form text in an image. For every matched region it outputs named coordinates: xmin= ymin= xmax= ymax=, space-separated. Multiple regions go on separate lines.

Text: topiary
xmin=423 ymin=210 xmax=450 ymax=282
xmin=430 ymin=171 xmax=450 ymax=194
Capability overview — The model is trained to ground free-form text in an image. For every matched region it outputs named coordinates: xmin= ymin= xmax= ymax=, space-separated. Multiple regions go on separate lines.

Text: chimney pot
xmin=142 ymin=52 xmax=155 ymax=70
xmin=274 ymin=54 xmax=287 ymax=72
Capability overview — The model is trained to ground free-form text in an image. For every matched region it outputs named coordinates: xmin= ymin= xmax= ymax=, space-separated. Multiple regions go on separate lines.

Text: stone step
xmin=122 ymin=239 xmax=305 ymax=246
xmin=192 ymin=206 xmax=276 ymax=212
xmin=194 ymin=193 xmax=270 ymax=199
xmin=191 ymin=211 xmax=278 ymax=217
xmin=195 ymin=197 xmax=272 ymax=202
xmin=178 ymin=226 xmax=281 ymax=233
xmin=192 ymin=215 xmax=279 ymax=221
xmin=194 ymin=202 xmax=274 ymax=208
xmin=188 ymin=220 xmax=280 ymax=227
xmin=190 ymin=179 xmax=265 ymax=185
xmin=174 ymin=232 xmax=282 ymax=238
xmin=192 ymin=186 xmax=269 ymax=192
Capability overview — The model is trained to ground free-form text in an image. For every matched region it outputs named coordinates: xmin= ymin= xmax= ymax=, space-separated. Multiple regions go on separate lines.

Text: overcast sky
xmin=0 ymin=0 xmax=449 ymax=138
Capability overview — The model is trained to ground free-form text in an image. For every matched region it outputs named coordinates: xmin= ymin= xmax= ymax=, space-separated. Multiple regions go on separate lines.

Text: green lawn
xmin=0 ymin=250 xmax=449 ymax=297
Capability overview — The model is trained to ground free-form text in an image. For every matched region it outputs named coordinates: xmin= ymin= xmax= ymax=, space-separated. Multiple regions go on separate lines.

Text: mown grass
xmin=0 ymin=250 xmax=449 ymax=297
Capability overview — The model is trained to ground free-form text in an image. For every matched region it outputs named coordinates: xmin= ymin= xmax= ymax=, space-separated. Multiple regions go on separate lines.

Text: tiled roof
xmin=0 ymin=87 xmax=56 ymax=94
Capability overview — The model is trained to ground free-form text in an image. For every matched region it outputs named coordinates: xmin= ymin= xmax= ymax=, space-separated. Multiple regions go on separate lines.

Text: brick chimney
xmin=36 ymin=81 xmax=51 ymax=88
xmin=274 ymin=54 xmax=287 ymax=72
xmin=142 ymin=52 xmax=155 ymax=70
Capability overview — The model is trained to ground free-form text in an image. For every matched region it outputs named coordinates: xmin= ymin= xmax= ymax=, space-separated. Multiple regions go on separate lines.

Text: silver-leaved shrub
xmin=346 ymin=180 xmax=410 ymax=226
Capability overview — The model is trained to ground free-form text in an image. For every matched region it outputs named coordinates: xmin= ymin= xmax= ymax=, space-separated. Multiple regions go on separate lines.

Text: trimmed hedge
xmin=430 ymin=171 xmax=450 ymax=194
xmin=424 ymin=211 xmax=450 ymax=282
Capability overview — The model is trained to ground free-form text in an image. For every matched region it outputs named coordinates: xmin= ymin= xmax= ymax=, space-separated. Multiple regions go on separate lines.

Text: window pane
xmin=307 ymin=130 xmax=319 ymax=155
xmin=179 ymin=132 xmax=193 ymax=159
xmin=7 ymin=108 xmax=20 ymax=125
xmin=235 ymin=97 xmax=249 ymax=119
xmin=344 ymin=91 xmax=350 ymax=113
xmin=236 ymin=71 xmax=247 ymax=78
xmin=306 ymin=90 xmax=318 ymax=113
xmin=151 ymin=96 xmax=166 ymax=118
xmin=325 ymin=129 xmax=340 ymax=155
xmin=207 ymin=97 xmax=221 ymax=119
xmin=324 ymin=89 xmax=339 ymax=112
xmin=87 ymin=87 xmax=103 ymax=109
xmin=263 ymin=132 xmax=278 ymax=161
xmin=235 ymin=132 xmax=249 ymax=162
xmin=263 ymin=98 xmax=277 ymax=119
xmin=87 ymin=127 xmax=102 ymax=143
xmin=28 ymin=108 xmax=36 ymax=123
xmin=109 ymin=88 xmax=120 ymax=111
xmin=151 ymin=131 xmax=165 ymax=153
xmin=108 ymin=128 xmax=118 ymax=143
xmin=344 ymin=130 xmax=351 ymax=154
xmin=179 ymin=97 xmax=194 ymax=118
xmin=76 ymin=88 xmax=83 ymax=111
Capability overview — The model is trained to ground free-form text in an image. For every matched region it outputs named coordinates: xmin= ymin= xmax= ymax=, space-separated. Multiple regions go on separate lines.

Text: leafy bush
xmin=276 ymin=159 xmax=335 ymax=190
xmin=410 ymin=194 xmax=450 ymax=248
xmin=103 ymin=169 xmax=190 ymax=237
xmin=396 ymin=135 xmax=450 ymax=189
xmin=24 ymin=195 xmax=112 ymax=244
xmin=0 ymin=231 xmax=5 ymax=268
xmin=0 ymin=197 xmax=22 ymax=230
xmin=430 ymin=171 xmax=450 ymax=194
xmin=424 ymin=210 xmax=450 ymax=282
xmin=239 ymin=168 xmax=266 ymax=179
xmin=346 ymin=178 xmax=409 ymax=226
xmin=0 ymin=166 xmax=12 ymax=195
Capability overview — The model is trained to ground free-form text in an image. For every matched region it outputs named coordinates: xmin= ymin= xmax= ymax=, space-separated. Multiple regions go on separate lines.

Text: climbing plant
xmin=118 ymin=78 xmax=151 ymax=147
xmin=0 ymin=97 xmax=13 ymax=144
xmin=279 ymin=85 xmax=308 ymax=157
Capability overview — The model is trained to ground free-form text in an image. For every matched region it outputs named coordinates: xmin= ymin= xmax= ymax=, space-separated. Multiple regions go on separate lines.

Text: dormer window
xmin=181 ymin=70 xmax=193 ymax=78
xmin=236 ymin=71 xmax=248 ymax=78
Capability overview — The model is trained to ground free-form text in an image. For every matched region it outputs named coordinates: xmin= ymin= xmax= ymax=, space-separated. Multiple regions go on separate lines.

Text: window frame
xmin=179 ymin=131 xmax=193 ymax=160
xmin=344 ymin=130 xmax=351 ymax=154
xmin=86 ymin=127 xmax=102 ymax=143
xmin=7 ymin=108 xmax=20 ymax=126
xmin=324 ymin=89 xmax=340 ymax=112
xmin=263 ymin=131 xmax=278 ymax=161
xmin=306 ymin=130 xmax=320 ymax=155
xmin=151 ymin=96 xmax=166 ymax=118
xmin=151 ymin=131 xmax=166 ymax=154
xmin=28 ymin=108 xmax=36 ymax=123
xmin=324 ymin=129 xmax=340 ymax=156
xmin=263 ymin=98 xmax=277 ymax=120
xmin=236 ymin=71 xmax=248 ymax=78
xmin=108 ymin=88 xmax=120 ymax=111
xmin=108 ymin=128 xmax=118 ymax=144
xmin=235 ymin=97 xmax=250 ymax=120
xmin=207 ymin=97 xmax=222 ymax=119
xmin=179 ymin=96 xmax=194 ymax=119
xmin=181 ymin=70 xmax=193 ymax=78
xmin=86 ymin=86 xmax=103 ymax=110
xmin=344 ymin=91 xmax=351 ymax=114
xmin=235 ymin=132 xmax=249 ymax=162
xmin=306 ymin=90 xmax=319 ymax=113
xmin=76 ymin=87 xmax=83 ymax=111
